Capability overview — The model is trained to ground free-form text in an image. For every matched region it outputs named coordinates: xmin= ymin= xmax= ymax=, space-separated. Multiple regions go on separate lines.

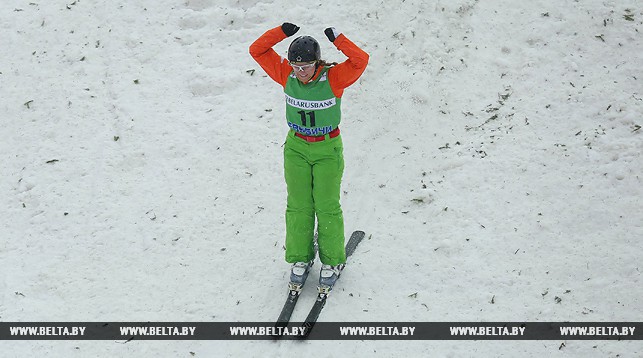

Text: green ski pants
xmin=283 ymin=130 xmax=346 ymax=266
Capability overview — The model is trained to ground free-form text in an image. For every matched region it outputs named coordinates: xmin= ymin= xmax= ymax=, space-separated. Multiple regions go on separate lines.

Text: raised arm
xmin=249 ymin=24 xmax=299 ymax=87
xmin=324 ymin=28 xmax=370 ymax=98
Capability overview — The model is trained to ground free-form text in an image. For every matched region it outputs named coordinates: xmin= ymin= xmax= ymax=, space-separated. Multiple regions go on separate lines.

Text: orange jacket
xmin=249 ymin=26 xmax=369 ymax=98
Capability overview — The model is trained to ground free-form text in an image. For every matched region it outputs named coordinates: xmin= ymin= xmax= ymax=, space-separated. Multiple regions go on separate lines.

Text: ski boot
xmin=288 ymin=260 xmax=314 ymax=293
xmin=318 ymin=263 xmax=345 ymax=291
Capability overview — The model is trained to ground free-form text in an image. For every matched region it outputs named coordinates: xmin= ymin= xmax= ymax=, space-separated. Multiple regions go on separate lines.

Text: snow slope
xmin=1 ymin=0 xmax=641 ymax=356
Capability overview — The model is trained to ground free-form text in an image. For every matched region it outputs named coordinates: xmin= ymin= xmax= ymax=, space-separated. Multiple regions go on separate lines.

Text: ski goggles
xmin=289 ymin=61 xmax=316 ymax=72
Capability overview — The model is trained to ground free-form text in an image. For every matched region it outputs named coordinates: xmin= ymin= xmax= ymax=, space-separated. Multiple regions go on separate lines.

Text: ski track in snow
xmin=1 ymin=0 xmax=641 ymax=356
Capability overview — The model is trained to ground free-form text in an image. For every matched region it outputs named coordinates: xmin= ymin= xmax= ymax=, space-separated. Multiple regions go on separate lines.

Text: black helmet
xmin=287 ymin=36 xmax=321 ymax=62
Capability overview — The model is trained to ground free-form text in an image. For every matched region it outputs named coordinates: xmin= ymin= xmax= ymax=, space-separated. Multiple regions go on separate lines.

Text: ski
xmin=300 ymin=230 xmax=365 ymax=338
xmin=274 ymin=238 xmax=318 ymax=336
xmin=275 ymin=283 xmax=304 ymax=328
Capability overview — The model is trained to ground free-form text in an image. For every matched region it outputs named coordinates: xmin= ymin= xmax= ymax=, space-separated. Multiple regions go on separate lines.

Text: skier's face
xmin=290 ymin=61 xmax=316 ymax=82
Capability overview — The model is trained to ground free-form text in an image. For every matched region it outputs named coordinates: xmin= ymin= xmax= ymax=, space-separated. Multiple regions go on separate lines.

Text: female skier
xmin=249 ymin=23 xmax=368 ymax=289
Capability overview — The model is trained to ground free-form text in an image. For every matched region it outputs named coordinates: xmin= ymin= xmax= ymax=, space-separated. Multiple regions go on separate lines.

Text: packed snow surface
xmin=1 ymin=0 xmax=641 ymax=356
